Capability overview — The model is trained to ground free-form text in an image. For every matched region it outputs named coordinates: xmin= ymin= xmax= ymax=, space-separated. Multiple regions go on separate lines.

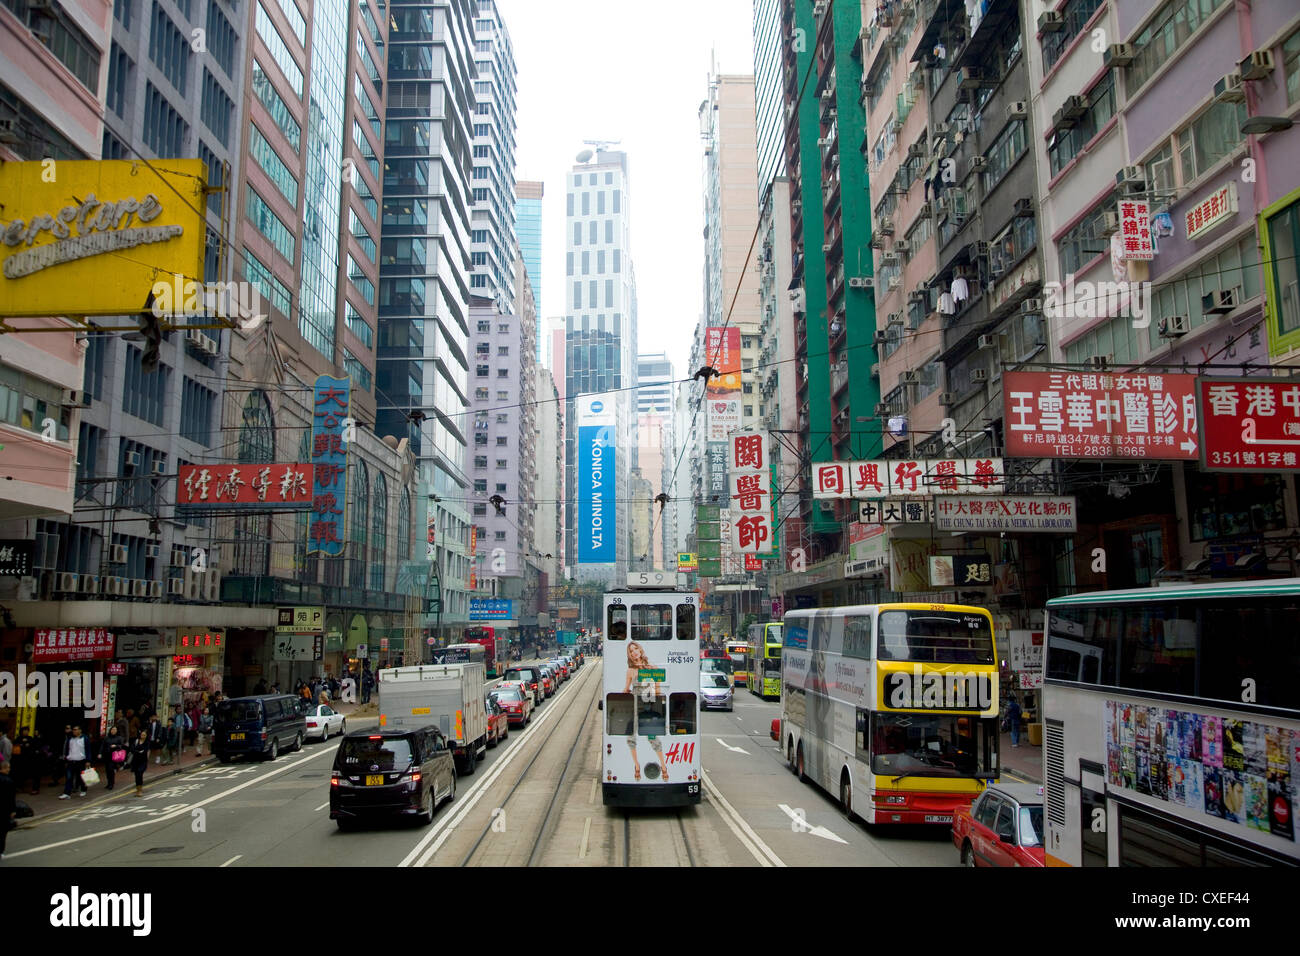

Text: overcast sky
xmin=497 ymin=0 xmax=755 ymax=380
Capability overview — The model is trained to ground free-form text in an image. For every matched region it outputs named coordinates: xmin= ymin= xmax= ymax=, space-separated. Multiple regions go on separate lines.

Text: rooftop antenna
xmin=583 ymin=138 xmax=621 ymax=155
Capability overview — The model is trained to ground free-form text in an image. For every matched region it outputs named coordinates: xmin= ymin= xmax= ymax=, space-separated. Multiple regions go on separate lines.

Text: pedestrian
xmin=147 ymin=714 xmax=164 ymax=764
xmin=113 ymin=709 xmax=129 ymax=740
xmin=100 ymin=725 xmax=126 ymax=791
xmin=0 ymin=727 xmax=11 ymax=764
xmin=0 ymin=759 xmax=15 ymax=859
xmin=60 ymin=725 xmax=88 ymax=798
xmin=126 ymin=709 xmax=140 ymax=740
xmin=361 ymin=670 xmax=373 ymax=704
xmin=1006 ymin=694 xmax=1023 ymax=748
xmin=197 ymin=706 xmax=213 ymax=757
xmin=179 ymin=707 xmax=195 ymax=748
xmin=185 ymin=703 xmax=200 ymax=748
xmin=163 ymin=718 xmax=179 ymax=764
xmin=253 ymin=677 xmax=268 ymax=695
xmin=129 ymin=731 xmax=150 ymax=797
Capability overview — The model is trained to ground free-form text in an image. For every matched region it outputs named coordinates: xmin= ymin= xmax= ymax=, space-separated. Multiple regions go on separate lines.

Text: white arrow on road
xmin=715 ymin=737 xmax=750 ymax=755
xmin=778 ymin=803 xmax=849 ymax=844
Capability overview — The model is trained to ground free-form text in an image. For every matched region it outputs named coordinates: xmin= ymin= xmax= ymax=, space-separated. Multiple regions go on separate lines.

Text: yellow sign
xmin=0 ymin=159 xmax=207 ymax=317
xmin=411 ymin=707 xmax=430 ymax=715
xmin=677 ymin=552 xmax=698 ymax=572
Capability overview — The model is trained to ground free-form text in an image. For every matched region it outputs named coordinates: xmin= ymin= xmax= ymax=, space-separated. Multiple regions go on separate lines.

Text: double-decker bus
xmin=602 ymin=573 xmax=701 ymax=808
xmin=778 ymin=603 xmax=1000 ymax=824
xmin=1043 ymin=580 xmax=1300 ymax=866
xmin=463 ymin=626 xmax=502 ymax=677
xmin=725 ymin=640 xmax=751 ymax=688
xmin=748 ymin=622 xmax=783 ymax=700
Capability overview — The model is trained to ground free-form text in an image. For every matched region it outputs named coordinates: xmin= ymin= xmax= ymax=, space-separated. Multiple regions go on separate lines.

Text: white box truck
xmin=377 ymin=662 xmax=488 ymax=773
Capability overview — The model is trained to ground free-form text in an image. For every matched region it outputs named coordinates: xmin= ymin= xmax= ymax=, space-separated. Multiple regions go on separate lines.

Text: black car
xmin=330 ymin=726 xmax=456 ymax=829
xmin=503 ymin=666 xmax=544 ymax=705
xmin=213 ymin=695 xmax=307 ymax=762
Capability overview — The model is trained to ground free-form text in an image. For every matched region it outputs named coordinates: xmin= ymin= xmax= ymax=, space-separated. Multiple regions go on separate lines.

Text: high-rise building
xmin=517 ymin=180 xmax=545 ymax=332
xmin=531 ymin=365 xmax=563 ymax=583
xmin=470 ymin=1 xmax=518 ymax=303
xmin=636 ymin=352 xmax=675 ymax=414
xmin=379 ymin=0 xmax=480 ymax=637
xmin=563 ymin=148 xmax=638 ymax=580
xmin=544 ymin=316 xmax=566 ymax=389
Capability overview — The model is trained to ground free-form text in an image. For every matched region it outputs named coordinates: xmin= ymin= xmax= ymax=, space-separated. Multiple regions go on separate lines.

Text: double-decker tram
xmin=1043 ymin=580 xmax=1300 ymax=866
xmin=778 ymin=603 xmax=1000 ymax=824
xmin=748 ymin=621 xmax=783 ymax=699
xmin=602 ymin=572 xmax=702 ymax=808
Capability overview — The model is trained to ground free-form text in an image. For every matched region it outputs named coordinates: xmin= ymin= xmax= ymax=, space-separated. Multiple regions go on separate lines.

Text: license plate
xmin=365 ymin=775 xmax=384 ymax=786
xmin=925 ymin=815 xmax=953 ymax=824
xmin=230 ymin=732 xmax=245 ymax=741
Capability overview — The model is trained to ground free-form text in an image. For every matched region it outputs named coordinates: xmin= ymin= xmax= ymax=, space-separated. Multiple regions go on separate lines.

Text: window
xmin=606 ymin=693 xmax=634 ymax=735
xmin=121 ymin=347 xmax=168 ymax=427
xmin=1058 ymin=197 xmax=1116 ymax=278
xmin=1041 ymin=0 xmax=1104 ymax=72
xmin=497 ymin=369 xmax=508 ymax=379
xmin=474 ymin=479 xmax=487 ymax=493
xmin=496 ymin=435 xmax=508 ymax=445
xmin=573 ymin=222 xmax=581 ymax=245
xmin=589 ymin=221 xmax=597 ymax=243
xmin=106 ymin=43 xmax=133 ymax=119
xmin=472 ymin=503 xmax=487 ymax=515
xmin=1268 ymin=198 xmax=1300 ymax=336
xmin=255 ymin=0 xmax=303 ymax=97
xmin=497 ymin=390 xmax=508 ymax=400
xmin=1128 ymin=0 xmax=1231 ymax=93
xmin=1048 ymin=74 xmax=1115 ymax=177
xmin=200 ymin=70 xmax=232 ymax=146
xmin=243 ymin=252 xmax=292 ymax=317
xmin=142 ymin=83 xmax=187 ymax=157
xmin=249 ymin=124 xmax=298 ymax=206
xmin=495 ymin=458 xmax=507 ymax=469
xmin=252 ymin=59 xmax=301 ymax=150
xmin=613 ymin=189 xmax=622 ymax=213
xmin=613 ymin=249 xmax=621 ymax=273
xmin=0 ymin=365 xmax=72 ymax=443
xmin=605 ymin=220 xmax=613 ymax=243
xmin=146 ymin=3 xmax=188 ymax=95
xmin=179 ymin=378 xmax=215 ymax=446
xmin=246 ymin=188 xmax=295 ymax=263
xmin=1185 ymin=469 xmax=1285 ymax=541
xmin=983 ymin=120 xmax=1027 ymax=194
xmin=669 ymin=693 xmax=697 ymax=734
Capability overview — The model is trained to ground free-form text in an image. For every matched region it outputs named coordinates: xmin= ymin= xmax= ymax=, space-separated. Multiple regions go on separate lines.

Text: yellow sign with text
xmin=0 ymin=159 xmax=207 ymax=317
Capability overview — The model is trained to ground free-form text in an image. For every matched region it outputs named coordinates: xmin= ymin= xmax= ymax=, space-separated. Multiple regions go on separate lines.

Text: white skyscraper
xmin=470 ymin=2 xmax=519 ymax=302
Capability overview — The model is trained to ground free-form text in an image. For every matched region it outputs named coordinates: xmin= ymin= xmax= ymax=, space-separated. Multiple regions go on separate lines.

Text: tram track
xmin=621 ymin=806 xmax=701 ymax=867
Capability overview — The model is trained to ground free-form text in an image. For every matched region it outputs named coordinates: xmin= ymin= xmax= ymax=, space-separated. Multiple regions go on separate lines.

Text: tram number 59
xmin=687 ymin=783 xmax=700 ymax=795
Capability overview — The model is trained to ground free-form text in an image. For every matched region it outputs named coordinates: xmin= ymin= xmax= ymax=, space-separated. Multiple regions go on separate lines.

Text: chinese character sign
xmin=814 ymin=459 xmax=1004 ymax=498
xmin=308 ymin=375 xmax=351 ymax=556
xmin=1184 ymin=182 xmax=1238 ymax=242
xmin=177 ymin=464 xmax=313 ymax=509
xmin=705 ymin=327 xmax=742 ymax=395
xmin=1003 ymin=371 xmax=1199 ymax=460
xmin=859 ymin=499 xmax=934 ymax=525
xmin=728 ymin=428 xmax=773 ymax=554
xmin=33 ymin=628 xmax=115 ymax=663
xmin=1118 ymin=199 xmax=1153 ymax=261
xmin=933 ymin=496 xmax=1079 ymax=532
xmin=1199 ymin=378 xmax=1300 ymax=471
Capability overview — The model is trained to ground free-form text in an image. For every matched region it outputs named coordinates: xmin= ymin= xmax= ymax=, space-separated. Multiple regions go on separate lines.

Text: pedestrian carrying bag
xmin=111 ymin=748 xmax=127 ymax=764
xmin=82 ymin=767 xmax=101 ymax=785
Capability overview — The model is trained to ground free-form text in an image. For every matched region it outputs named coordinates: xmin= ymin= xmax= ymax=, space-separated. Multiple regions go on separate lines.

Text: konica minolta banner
xmin=578 ymin=393 xmax=616 ymax=564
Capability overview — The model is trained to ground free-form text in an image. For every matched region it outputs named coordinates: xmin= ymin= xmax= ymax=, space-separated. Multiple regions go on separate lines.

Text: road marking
xmin=714 ymin=737 xmax=750 ymax=755
xmin=7 ymin=748 xmax=330 ymax=859
xmin=579 ymin=816 xmax=591 ymax=859
xmin=588 ymin=777 xmax=596 ymax=805
xmin=220 ymin=855 xmax=241 ymax=867
xmin=314 ymin=801 xmax=330 ymax=812
xmin=399 ymin=665 xmax=592 ymax=867
xmin=778 ymin=803 xmax=849 ymax=844
xmin=700 ymin=770 xmax=786 ymax=867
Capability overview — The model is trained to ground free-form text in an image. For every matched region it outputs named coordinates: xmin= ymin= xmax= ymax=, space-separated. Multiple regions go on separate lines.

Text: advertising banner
xmin=706 ymin=399 xmax=741 ymax=442
xmin=177 ymin=463 xmax=313 ymax=509
xmin=815 ymin=458 xmax=1003 ymax=498
xmin=0 ymin=540 xmax=33 ymax=576
xmin=1004 ymin=371 xmax=1199 ymax=460
xmin=33 ymin=628 xmax=114 ymax=663
xmin=728 ymin=428 xmax=772 ymax=554
xmin=1008 ymin=630 xmax=1043 ymax=689
xmin=1184 ymin=182 xmax=1238 ymax=241
xmin=578 ymin=393 xmax=617 ymax=563
xmin=1198 ymin=378 xmax=1300 ymax=472
xmin=929 ymin=554 xmax=992 ymax=587
xmin=707 ymin=442 xmax=728 ymax=496
xmin=277 ymin=606 xmax=325 ymax=633
xmin=274 ymin=633 xmax=323 ymax=661
xmin=676 ymin=552 xmax=698 ymax=572
xmin=0 ymin=160 xmax=207 ymax=317
xmin=308 ymin=375 xmax=351 ymax=556
xmin=469 ymin=598 xmax=514 ymax=620
xmin=705 ymin=327 xmax=741 ymax=395
xmin=933 ymin=496 xmax=1078 ymax=532
xmin=890 ymin=539 xmax=938 ymax=592
xmin=1117 ymin=199 xmax=1153 ymax=260
xmin=849 ymin=522 xmax=888 ymax=561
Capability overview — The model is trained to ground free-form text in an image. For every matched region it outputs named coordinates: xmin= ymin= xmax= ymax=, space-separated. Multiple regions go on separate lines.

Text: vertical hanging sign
xmin=308 ymin=375 xmax=351 ymax=556
xmin=728 ymin=428 xmax=773 ymax=554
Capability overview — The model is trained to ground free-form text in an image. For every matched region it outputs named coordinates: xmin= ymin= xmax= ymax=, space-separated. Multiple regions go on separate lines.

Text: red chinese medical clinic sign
xmin=177 ymin=463 xmax=313 ymax=508
xmin=1198 ymin=378 xmax=1300 ymax=472
xmin=1003 ymin=371 xmax=1199 ymax=460
xmin=729 ymin=429 xmax=772 ymax=553
xmin=34 ymin=628 xmax=114 ymax=663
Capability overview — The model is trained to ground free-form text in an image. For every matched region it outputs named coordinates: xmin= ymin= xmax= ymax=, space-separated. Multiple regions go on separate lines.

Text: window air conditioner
xmin=1101 ymin=210 xmax=1120 ymax=236
xmin=1239 ymin=50 xmax=1273 ymax=81
xmin=148 ymin=581 xmax=164 ymax=599
xmin=152 ymin=460 xmax=167 ymax=475
xmin=939 ymin=392 xmax=956 ymax=406
xmin=168 ymin=578 xmax=185 ymax=595
xmin=970 ymin=155 xmax=987 ymax=172
xmin=901 ymin=370 xmax=920 ymax=384
xmin=978 ymin=334 xmax=997 ymax=349
xmin=1105 ymin=44 xmax=1135 ymax=68
xmin=1158 ymin=315 xmax=1190 ymax=338
xmin=958 ymin=68 xmax=982 ymax=91
xmin=971 ymin=368 xmax=990 ymax=382
xmin=874 ymin=330 xmax=890 ymax=345
xmin=1116 ymin=165 xmax=1146 ymax=190
xmin=109 ymin=544 xmax=128 ymax=564
xmin=894 ymin=240 xmax=911 ymax=254
xmin=55 ymin=572 xmax=78 ymax=592
xmin=145 ymin=544 xmax=160 ymax=559
xmin=878 ymin=217 xmax=894 ymax=235
xmin=1038 ymin=11 xmax=1064 ymax=31
xmin=62 ymin=389 xmax=91 ymax=407
xmin=1202 ymin=288 xmax=1239 ymax=314
xmin=131 ymin=579 xmax=148 ymax=598
xmin=1006 ymin=101 xmax=1028 ymax=120
xmin=848 ymin=276 xmax=875 ymax=289
xmin=1022 ymin=298 xmax=1043 ymax=314
xmin=1214 ymin=72 xmax=1244 ymax=104
xmin=123 ymin=451 xmax=140 ymax=470
xmin=875 ymin=402 xmax=892 ymax=416
xmin=81 ymin=574 xmax=99 ymax=594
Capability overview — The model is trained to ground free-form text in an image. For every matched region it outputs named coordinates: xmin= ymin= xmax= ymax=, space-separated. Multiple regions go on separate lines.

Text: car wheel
xmin=446 ymin=769 xmax=457 ymax=805
xmin=336 ymin=818 xmax=353 ymax=831
xmin=294 ymin=733 xmax=304 ymax=752
xmin=267 ymin=739 xmax=279 ymax=762
xmin=340 ymin=719 xmax=346 ymax=736
xmin=418 ymin=788 xmax=434 ymax=825
xmin=218 ymin=754 xmax=232 ymax=764
xmin=962 ymin=841 xmax=976 ymax=867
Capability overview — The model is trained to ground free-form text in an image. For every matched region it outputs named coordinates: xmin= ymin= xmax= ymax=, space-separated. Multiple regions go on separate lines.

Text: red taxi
xmin=491 ymin=682 xmax=533 ymax=726
xmin=951 ymin=783 xmax=1045 ymax=867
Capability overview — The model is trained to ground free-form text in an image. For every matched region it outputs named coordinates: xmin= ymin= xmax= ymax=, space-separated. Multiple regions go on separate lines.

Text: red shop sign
xmin=33 ymin=627 xmax=115 ymax=663
xmin=177 ymin=463 xmax=314 ymax=508
xmin=1198 ymin=378 xmax=1300 ymax=472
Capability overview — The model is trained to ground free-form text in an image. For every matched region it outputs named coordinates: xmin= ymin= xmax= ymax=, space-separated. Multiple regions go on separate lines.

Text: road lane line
xmin=398 ymin=666 xmax=594 ymax=867
xmin=8 ymin=748 xmax=330 ymax=858
xmin=579 ymin=816 xmax=591 ymax=859
xmin=588 ymin=777 xmax=596 ymax=804
xmin=701 ymin=769 xmax=786 ymax=867
xmin=314 ymin=801 xmax=330 ymax=812
xmin=220 ymin=855 xmax=241 ymax=867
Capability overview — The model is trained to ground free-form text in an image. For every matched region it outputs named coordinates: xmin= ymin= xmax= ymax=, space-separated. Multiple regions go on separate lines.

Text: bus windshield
xmin=877 ymin=609 xmax=994 ymax=664
xmin=870 ymin=713 xmax=995 ymax=778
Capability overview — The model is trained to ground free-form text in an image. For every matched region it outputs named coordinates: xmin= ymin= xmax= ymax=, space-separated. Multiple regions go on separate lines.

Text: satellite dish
xmin=576 ymin=149 xmax=593 ymax=163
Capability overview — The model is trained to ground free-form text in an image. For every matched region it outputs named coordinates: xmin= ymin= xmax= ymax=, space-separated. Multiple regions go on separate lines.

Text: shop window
xmin=1184 ymin=470 xmax=1286 ymax=541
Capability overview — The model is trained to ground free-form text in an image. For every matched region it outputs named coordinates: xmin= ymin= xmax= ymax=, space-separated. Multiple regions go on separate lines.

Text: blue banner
xmin=469 ymin=598 xmax=513 ymax=620
xmin=308 ymin=374 xmax=351 ymax=557
xmin=578 ymin=422 xmax=616 ymax=563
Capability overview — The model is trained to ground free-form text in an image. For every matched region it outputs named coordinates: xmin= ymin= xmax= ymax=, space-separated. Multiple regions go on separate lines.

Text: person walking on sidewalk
xmin=196 ymin=706 xmax=213 ymax=757
xmin=1006 ymin=695 xmax=1023 ymax=748
xmin=60 ymin=725 xmax=88 ymax=798
xmin=100 ymin=726 xmax=126 ymax=791
xmin=129 ymin=731 xmax=150 ymax=797
xmin=162 ymin=718 xmax=180 ymax=764
xmin=147 ymin=714 xmax=164 ymax=764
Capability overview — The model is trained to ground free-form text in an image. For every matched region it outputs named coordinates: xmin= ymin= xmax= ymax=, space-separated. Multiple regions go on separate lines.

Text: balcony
xmin=830 ymin=361 xmax=849 ymax=395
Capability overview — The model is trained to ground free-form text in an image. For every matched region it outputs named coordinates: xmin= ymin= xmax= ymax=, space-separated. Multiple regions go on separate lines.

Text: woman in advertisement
xmin=622 ymin=641 xmax=668 ymax=782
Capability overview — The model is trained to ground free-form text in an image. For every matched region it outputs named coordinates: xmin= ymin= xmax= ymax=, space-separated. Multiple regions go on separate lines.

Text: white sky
xmin=497 ymin=0 xmax=755 ymax=380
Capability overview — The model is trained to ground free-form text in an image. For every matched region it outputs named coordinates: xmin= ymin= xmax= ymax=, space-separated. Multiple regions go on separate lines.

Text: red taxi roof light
xmin=368 ymin=735 xmax=383 ymax=740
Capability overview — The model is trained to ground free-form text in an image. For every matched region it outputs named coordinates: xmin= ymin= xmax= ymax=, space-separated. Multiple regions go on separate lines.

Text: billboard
xmin=728 ymin=428 xmax=772 ymax=554
xmin=177 ymin=463 xmax=313 ymax=509
xmin=1004 ymin=371 xmax=1199 ymax=460
xmin=1198 ymin=378 xmax=1300 ymax=472
xmin=470 ymin=598 xmax=514 ymax=620
xmin=704 ymin=327 xmax=741 ymax=394
xmin=578 ymin=393 xmax=617 ymax=563
xmin=308 ymin=375 xmax=351 ymax=556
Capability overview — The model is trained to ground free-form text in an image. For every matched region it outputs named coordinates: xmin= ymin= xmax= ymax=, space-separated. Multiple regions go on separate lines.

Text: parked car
xmin=700 ymin=671 xmax=734 ymax=711
xmin=304 ymin=704 xmax=346 ymax=741
xmin=213 ymin=695 xmax=307 ymax=763
xmin=330 ymin=726 xmax=456 ymax=829
xmin=503 ymin=666 xmax=544 ymax=706
xmin=484 ymin=695 xmax=509 ymax=747
xmin=952 ymin=783 xmax=1046 ymax=867
xmin=490 ymin=682 xmax=532 ymax=726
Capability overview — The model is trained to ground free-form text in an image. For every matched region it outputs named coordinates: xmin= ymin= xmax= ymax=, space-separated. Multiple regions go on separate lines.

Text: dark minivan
xmin=330 ymin=726 xmax=456 ymax=829
xmin=213 ymin=695 xmax=307 ymax=763
xmin=503 ymin=666 xmax=544 ymax=706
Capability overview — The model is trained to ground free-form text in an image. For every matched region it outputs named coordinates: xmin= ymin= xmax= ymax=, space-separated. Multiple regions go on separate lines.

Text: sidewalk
xmin=999 ymin=729 xmax=1043 ymax=783
xmin=13 ymin=700 xmax=372 ymax=825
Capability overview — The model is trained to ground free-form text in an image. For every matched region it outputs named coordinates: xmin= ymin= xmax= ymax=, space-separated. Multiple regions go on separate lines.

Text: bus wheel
xmin=839 ymin=773 xmax=853 ymax=821
xmin=787 ymin=739 xmax=796 ymax=773
xmin=796 ymin=745 xmax=807 ymax=783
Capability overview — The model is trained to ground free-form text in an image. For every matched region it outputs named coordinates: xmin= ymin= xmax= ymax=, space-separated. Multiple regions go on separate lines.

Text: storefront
xmin=114 ymin=630 xmax=175 ymax=724
xmin=172 ymin=627 xmax=226 ymax=719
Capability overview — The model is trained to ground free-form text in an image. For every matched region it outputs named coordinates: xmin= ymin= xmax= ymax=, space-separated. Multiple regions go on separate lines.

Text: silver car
xmin=700 ymin=671 xmax=734 ymax=711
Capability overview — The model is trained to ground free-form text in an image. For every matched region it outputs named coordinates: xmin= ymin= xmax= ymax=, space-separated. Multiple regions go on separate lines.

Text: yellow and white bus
xmin=602 ymin=575 xmax=702 ymax=808
xmin=725 ymin=640 xmax=751 ymax=688
xmin=748 ymin=622 xmax=783 ymax=700
xmin=776 ymin=603 xmax=1000 ymax=824
xmin=1043 ymin=580 xmax=1300 ymax=866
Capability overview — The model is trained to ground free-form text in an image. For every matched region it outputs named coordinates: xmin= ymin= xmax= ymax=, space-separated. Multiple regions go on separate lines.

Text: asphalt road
xmin=3 ymin=658 xmax=958 ymax=867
